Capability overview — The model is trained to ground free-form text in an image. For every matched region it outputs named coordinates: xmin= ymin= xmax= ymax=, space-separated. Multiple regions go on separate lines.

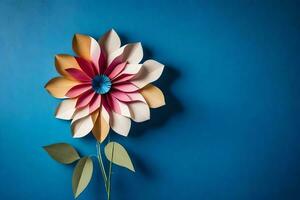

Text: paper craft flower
xmin=45 ymin=29 xmax=165 ymax=142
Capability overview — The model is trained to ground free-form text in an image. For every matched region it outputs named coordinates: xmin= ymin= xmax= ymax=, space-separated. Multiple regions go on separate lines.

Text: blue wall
xmin=1 ymin=0 xmax=300 ymax=199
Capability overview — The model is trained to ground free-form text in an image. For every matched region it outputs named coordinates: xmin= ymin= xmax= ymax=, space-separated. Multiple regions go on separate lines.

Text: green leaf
xmin=72 ymin=156 xmax=93 ymax=198
xmin=43 ymin=143 xmax=80 ymax=164
xmin=104 ymin=142 xmax=135 ymax=172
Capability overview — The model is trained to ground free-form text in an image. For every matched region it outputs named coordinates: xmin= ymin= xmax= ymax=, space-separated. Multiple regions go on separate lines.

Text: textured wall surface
xmin=1 ymin=0 xmax=300 ymax=199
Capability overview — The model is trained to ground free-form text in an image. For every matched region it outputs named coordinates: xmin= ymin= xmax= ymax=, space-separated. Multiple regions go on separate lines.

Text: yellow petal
xmin=98 ymin=29 xmax=121 ymax=55
xmin=55 ymin=54 xmax=80 ymax=80
xmin=72 ymin=34 xmax=91 ymax=60
xmin=92 ymin=111 xmax=110 ymax=142
xmin=45 ymin=77 xmax=79 ymax=98
xmin=140 ymin=84 xmax=165 ymax=108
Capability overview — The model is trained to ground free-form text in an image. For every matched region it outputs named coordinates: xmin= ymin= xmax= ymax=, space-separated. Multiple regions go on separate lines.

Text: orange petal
xmin=72 ymin=34 xmax=91 ymax=60
xmin=45 ymin=77 xmax=79 ymax=98
xmin=139 ymin=84 xmax=165 ymax=108
xmin=92 ymin=109 xmax=110 ymax=142
xmin=72 ymin=34 xmax=101 ymax=73
xmin=55 ymin=54 xmax=81 ymax=80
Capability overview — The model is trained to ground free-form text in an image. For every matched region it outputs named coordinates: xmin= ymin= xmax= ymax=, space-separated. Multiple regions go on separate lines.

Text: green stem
xmin=96 ymin=142 xmax=108 ymax=192
xmin=107 ymin=142 xmax=114 ymax=200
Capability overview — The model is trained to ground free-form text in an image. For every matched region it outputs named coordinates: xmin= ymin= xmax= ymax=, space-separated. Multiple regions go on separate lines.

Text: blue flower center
xmin=92 ymin=75 xmax=112 ymax=94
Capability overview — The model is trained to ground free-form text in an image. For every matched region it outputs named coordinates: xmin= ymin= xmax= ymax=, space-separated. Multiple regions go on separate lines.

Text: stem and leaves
xmin=43 ymin=141 xmax=135 ymax=199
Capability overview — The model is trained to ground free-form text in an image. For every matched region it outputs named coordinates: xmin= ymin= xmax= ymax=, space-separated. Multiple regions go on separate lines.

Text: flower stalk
xmin=96 ymin=142 xmax=108 ymax=191
xmin=96 ymin=141 xmax=114 ymax=200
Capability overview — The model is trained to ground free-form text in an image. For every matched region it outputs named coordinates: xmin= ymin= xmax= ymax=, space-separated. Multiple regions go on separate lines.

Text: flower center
xmin=92 ymin=75 xmax=112 ymax=94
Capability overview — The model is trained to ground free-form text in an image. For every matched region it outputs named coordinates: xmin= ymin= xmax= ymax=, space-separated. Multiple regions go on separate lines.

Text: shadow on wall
xmin=113 ymin=43 xmax=184 ymax=200
xmin=129 ymin=44 xmax=184 ymax=138
xmin=124 ymin=45 xmax=184 ymax=186
xmin=130 ymin=65 xmax=183 ymax=138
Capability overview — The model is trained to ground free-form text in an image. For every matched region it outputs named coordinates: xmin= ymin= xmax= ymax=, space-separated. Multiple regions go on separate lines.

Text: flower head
xmin=45 ymin=29 xmax=165 ymax=142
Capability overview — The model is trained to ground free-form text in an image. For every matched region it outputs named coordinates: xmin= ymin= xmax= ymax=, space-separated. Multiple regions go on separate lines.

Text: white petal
xmin=98 ymin=29 xmax=121 ymax=55
xmin=123 ymin=64 xmax=143 ymax=74
xmin=127 ymin=102 xmax=150 ymax=122
xmin=131 ymin=59 xmax=164 ymax=88
xmin=101 ymin=105 xmax=110 ymax=124
xmin=71 ymin=106 xmax=90 ymax=123
xmin=55 ymin=99 xmax=77 ymax=120
xmin=90 ymin=38 xmax=101 ymax=70
xmin=72 ymin=115 xmax=94 ymax=138
xmin=118 ymin=101 xmax=131 ymax=118
xmin=110 ymin=111 xmax=131 ymax=136
xmin=107 ymin=43 xmax=143 ymax=66
xmin=113 ymin=64 xmax=142 ymax=80
xmin=111 ymin=96 xmax=131 ymax=118
xmin=140 ymin=84 xmax=166 ymax=108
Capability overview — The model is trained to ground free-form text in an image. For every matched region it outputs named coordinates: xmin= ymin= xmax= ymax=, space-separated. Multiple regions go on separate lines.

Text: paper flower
xmin=45 ymin=29 xmax=165 ymax=142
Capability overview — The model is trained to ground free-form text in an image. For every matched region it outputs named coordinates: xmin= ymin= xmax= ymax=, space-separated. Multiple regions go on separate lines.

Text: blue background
xmin=1 ymin=0 xmax=300 ymax=199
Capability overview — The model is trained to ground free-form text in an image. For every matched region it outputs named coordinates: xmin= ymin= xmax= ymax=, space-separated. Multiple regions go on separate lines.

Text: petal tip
xmin=73 ymin=33 xmax=81 ymax=39
xmin=54 ymin=54 xmax=62 ymax=66
xmin=55 ymin=54 xmax=62 ymax=59
xmin=72 ymin=33 xmax=86 ymax=45
xmin=151 ymin=101 xmax=166 ymax=108
xmin=110 ymin=28 xmax=117 ymax=34
xmin=135 ymin=42 xmax=142 ymax=49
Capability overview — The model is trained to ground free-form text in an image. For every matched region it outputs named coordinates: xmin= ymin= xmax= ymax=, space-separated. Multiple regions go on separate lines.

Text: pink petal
xmin=101 ymin=95 xmax=111 ymax=112
xmin=126 ymin=92 xmax=146 ymax=102
xmin=90 ymin=39 xmax=100 ymax=74
xmin=110 ymin=91 xmax=131 ymax=101
xmin=65 ymin=68 xmax=91 ymax=82
xmin=104 ymin=54 xmax=123 ymax=76
xmin=107 ymin=94 xmax=121 ymax=114
xmin=66 ymin=84 xmax=92 ymax=98
xmin=113 ymin=83 xmax=139 ymax=92
xmin=98 ymin=46 xmax=107 ymax=74
xmin=75 ymin=57 xmax=97 ymax=78
xmin=107 ymin=94 xmax=131 ymax=117
xmin=114 ymin=64 xmax=142 ymax=78
xmin=76 ymin=89 xmax=96 ymax=109
xmin=112 ymin=74 xmax=135 ymax=84
xmin=89 ymin=94 xmax=101 ymax=113
xmin=111 ymin=64 xmax=142 ymax=83
xmin=110 ymin=90 xmax=146 ymax=103
xmin=108 ymin=62 xmax=127 ymax=79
